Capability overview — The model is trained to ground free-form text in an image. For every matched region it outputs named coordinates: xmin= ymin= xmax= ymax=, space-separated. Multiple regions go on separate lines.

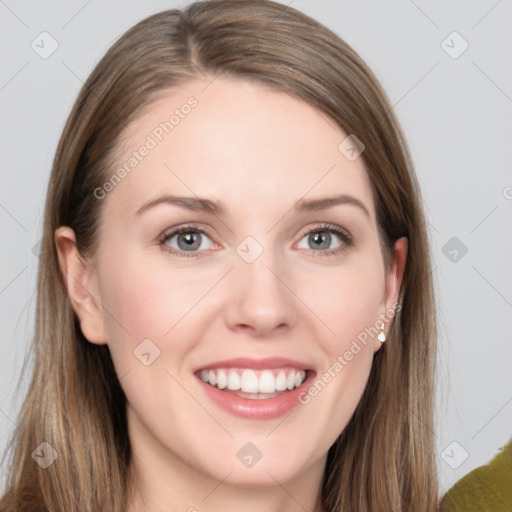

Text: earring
xmin=378 ymin=323 xmax=386 ymax=343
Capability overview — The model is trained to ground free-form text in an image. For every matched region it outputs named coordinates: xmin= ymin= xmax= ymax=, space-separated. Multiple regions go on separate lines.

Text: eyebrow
xmin=135 ymin=193 xmax=370 ymax=219
xmin=136 ymin=195 xmax=225 ymax=216
xmin=294 ymin=195 xmax=370 ymax=219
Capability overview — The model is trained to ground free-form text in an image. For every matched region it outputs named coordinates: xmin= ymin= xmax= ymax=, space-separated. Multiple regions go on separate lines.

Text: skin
xmin=56 ymin=77 xmax=407 ymax=512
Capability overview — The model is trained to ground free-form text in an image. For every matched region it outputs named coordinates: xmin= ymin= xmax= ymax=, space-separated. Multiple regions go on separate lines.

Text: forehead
xmin=105 ymin=77 xmax=376 ymax=222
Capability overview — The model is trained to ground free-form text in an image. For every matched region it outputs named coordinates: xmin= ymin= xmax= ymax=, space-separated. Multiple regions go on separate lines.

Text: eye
xmin=158 ymin=225 xmax=219 ymax=257
xmin=296 ymin=223 xmax=353 ymax=256
xmin=158 ymin=223 xmax=352 ymax=258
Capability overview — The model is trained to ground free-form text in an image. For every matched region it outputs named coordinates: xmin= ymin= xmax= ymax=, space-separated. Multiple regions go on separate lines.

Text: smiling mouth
xmin=195 ymin=367 xmax=310 ymax=400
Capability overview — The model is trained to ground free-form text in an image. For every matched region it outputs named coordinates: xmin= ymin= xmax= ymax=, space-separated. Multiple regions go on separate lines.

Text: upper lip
xmin=195 ymin=357 xmax=313 ymax=372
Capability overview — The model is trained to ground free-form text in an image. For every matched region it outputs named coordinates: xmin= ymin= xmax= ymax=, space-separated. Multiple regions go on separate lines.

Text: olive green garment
xmin=442 ymin=438 xmax=512 ymax=512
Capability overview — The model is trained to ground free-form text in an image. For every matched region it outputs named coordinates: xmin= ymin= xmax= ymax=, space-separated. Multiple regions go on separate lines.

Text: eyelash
xmin=158 ymin=223 xmax=353 ymax=258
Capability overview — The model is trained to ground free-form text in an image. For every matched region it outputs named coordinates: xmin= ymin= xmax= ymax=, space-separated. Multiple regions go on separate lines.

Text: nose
xmin=223 ymin=247 xmax=298 ymax=338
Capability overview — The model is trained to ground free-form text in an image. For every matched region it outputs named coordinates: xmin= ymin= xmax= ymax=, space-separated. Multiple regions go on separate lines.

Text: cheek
xmin=94 ymin=252 xmax=219 ymax=386
xmin=297 ymin=252 xmax=385 ymax=344
xmin=96 ymin=251 xmax=211 ymax=343
xmin=294 ymin=253 xmax=383 ymax=429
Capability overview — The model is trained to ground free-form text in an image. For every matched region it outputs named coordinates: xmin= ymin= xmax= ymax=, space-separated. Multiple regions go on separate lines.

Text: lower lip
xmin=196 ymin=371 xmax=315 ymax=420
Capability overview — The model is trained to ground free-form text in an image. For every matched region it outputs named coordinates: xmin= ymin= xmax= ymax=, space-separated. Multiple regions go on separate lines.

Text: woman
xmin=0 ymin=1 xmax=441 ymax=510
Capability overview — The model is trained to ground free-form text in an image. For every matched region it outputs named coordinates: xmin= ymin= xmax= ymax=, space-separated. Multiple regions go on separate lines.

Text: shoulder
xmin=442 ymin=438 xmax=512 ymax=512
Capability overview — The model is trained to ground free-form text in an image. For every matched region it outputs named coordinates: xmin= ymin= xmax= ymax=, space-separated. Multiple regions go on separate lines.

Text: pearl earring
xmin=378 ymin=324 xmax=386 ymax=343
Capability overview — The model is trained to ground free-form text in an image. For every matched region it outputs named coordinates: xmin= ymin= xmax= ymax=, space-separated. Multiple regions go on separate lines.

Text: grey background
xmin=1 ymin=0 xmax=511 ymax=494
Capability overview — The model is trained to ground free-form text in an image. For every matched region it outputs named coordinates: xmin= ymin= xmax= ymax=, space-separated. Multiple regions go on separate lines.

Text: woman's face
xmin=60 ymin=77 xmax=406 ymax=495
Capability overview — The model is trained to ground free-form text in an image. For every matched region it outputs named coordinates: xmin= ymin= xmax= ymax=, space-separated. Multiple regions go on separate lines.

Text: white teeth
xmin=259 ymin=370 xmax=275 ymax=393
xmin=241 ymin=369 xmax=259 ymax=393
xmin=227 ymin=371 xmax=241 ymax=390
xmin=198 ymin=368 xmax=307 ymax=394
xmin=275 ymin=371 xmax=287 ymax=391
xmin=217 ymin=369 xmax=227 ymax=389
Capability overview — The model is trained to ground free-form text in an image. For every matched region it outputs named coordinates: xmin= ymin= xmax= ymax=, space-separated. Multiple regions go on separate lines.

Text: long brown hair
xmin=0 ymin=1 xmax=440 ymax=510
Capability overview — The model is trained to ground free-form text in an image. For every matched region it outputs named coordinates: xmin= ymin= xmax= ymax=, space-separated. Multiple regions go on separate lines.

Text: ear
xmin=55 ymin=226 xmax=107 ymax=345
xmin=384 ymin=236 xmax=408 ymax=311
xmin=374 ymin=236 xmax=408 ymax=351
